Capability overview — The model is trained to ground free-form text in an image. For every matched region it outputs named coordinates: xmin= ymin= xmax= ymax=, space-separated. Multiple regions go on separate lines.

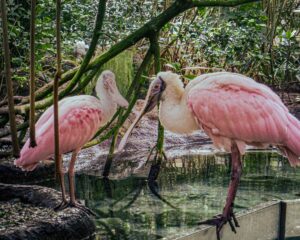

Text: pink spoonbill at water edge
xmin=14 ymin=70 xmax=128 ymax=211
xmin=119 ymin=71 xmax=300 ymax=239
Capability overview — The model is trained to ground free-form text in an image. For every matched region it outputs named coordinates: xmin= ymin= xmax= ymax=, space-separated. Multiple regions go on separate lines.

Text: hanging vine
xmin=0 ymin=0 xmax=20 ymax=157
xmin=29 ymin=0 xmax=37 ymax=147
xmin=53 ymin=0 xmax=66 ymax=204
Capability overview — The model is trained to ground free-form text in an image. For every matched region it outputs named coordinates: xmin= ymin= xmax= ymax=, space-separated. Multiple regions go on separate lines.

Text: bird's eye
xmin=154 ymin=85 xmax=159 ymax=89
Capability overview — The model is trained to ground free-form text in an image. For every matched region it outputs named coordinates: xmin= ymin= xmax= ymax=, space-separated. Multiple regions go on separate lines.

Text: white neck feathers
xmin=95 ymin=81 xmax=117 ymax=124
xmin=159 ymin=84 xmax=198 ymax=134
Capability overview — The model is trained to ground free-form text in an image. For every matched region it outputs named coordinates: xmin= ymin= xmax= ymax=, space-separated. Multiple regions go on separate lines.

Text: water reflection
xmin=72 ymin=151 xmax=300 ymax=239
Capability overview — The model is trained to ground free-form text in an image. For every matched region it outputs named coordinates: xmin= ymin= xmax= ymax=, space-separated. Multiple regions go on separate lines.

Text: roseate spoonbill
xmin=74 ymin=40 xmax=88 ymax=59
xmin=119 ymin=71 xmax=300 ymax=239
xmin=15 ymin=70 xmax=128 ymax=211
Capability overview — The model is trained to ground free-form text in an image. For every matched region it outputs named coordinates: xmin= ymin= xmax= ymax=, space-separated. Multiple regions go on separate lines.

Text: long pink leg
xmin=59 ymin=154 xmax=67 ymax=203
xmin=54 ymin=154 xmax=68 ymax=210
xmin=222 ymin=143 xmax=242 ymax=226
xmin=68 ymin=149 xmax=96 ymax=216
xmin=199 ymin=143 xmax=242 ymax=239
xmin=68 ymin=149 xmax=79 ymax=205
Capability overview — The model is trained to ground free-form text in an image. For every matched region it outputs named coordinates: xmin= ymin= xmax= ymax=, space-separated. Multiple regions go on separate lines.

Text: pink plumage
xmin=15 ymin=96 xmax=103 ymax=170
xmin=15 ymin=70 xmax=129 ymax=172
xmin=118 ymin=71 xmax=300 ymax=237
xmin=187 ymin=72 xmax=300 ymax=166
xmin=14 ymin=70 xmax=128 ymax=210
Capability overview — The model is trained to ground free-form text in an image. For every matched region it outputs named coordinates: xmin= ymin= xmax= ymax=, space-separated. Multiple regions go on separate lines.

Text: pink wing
xmin=188 ymin=79 xmax=289 ymax=154
xmin=15 ymin=96 xmax=103 ymax=170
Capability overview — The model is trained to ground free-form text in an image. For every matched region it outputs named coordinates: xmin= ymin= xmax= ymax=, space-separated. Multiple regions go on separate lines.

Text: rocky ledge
xmin=0 ymin=160 xmax=54 ymax=184
xmin=0 ymin=183 xmax=95 ymax=240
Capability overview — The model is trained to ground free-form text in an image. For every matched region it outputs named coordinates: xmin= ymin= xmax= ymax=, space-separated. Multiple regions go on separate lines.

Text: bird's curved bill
xmin=114 ymin=90 xmax=129 ymax=108
xmin=118 ymin=77 xmax=165 ymax=152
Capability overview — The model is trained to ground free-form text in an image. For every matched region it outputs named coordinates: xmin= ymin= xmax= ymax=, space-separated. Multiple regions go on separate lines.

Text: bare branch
xmin=29 ymin=0 xmax=37 ymax=147
xmin=0 ymin=0 xmax=20 ymax=157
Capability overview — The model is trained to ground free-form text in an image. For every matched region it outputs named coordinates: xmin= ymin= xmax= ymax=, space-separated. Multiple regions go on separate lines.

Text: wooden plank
xmin=285 ymin=199 xmax=300 ymax=238
xmin=174 ymin=201 xmax=280 ymax=240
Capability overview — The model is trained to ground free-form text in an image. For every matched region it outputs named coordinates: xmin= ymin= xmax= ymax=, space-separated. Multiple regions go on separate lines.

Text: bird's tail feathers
xmin=284 ymin=114 xmax=300 ymax=167
xmin=14 ymin=140 xmax=45 ymax=171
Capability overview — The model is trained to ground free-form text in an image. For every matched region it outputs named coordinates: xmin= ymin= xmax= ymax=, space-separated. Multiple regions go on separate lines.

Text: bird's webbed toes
xmin=198 ymin=210 xmax=240 ymax=240
xmin=54 ymin=200 xmax=69 ymax=211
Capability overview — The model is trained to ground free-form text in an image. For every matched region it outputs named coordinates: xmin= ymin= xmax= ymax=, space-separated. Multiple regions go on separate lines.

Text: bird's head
xmin=98 ymin=70 xmax=129 ymax=108
xmin=142 ymin=71 xmax=182 ymax=112
xmin=117 ymin=71 xmax=183 ymax=151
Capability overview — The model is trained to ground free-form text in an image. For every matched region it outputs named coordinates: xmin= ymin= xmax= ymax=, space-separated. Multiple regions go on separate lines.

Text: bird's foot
xmin=54 ymin=200 xmax=69 ymax=211
xmin=198 ymin=211 xmax=239 ymax=240
xmin=68 ymin=201 xmax=96 ymax=216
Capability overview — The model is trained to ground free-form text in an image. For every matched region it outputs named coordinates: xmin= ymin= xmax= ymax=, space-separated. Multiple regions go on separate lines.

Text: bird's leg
xmin=68 ymin=149 xmax=79 ymax=206
xmin=67 ymin=149 xmax=96 ymax=216
xmin=54 ymin=154 xmax=68 ymax=211
xmin=199 ymin=143 xmax=242 ymax=240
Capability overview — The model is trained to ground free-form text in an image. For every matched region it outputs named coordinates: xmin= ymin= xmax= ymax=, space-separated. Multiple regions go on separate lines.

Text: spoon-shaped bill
xmin=117 ymin=77 xmax=166 ymax=152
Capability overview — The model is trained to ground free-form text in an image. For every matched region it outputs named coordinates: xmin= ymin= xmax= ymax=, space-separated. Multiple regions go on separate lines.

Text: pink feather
xmin=188 ymin=73 xmax=300 ymax=166
xmin=14 ymin=95 xmax=103 ymax=171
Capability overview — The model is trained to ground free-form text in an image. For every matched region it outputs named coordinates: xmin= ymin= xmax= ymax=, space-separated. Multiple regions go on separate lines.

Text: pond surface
xmin=43 ymin=151 xmax=300 ymax=240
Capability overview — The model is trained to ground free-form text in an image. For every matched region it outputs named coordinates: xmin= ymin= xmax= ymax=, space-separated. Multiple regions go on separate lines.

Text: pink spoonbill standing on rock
xmin=15 ymin=70 xmax=128 ymax=211
xmin=119 ymin=71 xmax=300 ymax=239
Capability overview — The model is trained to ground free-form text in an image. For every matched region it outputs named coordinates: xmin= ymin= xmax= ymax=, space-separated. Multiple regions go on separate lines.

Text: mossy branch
xmin=14 ymin=0 xmax=189 ymax=113
xmin=0 ymin=0 xmax=260 ymax=117
xmin=0 ymin=0 xmax=261 ymax=158
xmin=85 ymin=48 xmax=153 ymax=150
xmin=149 ymin=32 xmax=165 ymax=163
xmin=59 ymin=0 xmax=107 ymax=97
xmin=191 ymin=0 xmax=260 ymax=7
xmin=102 ymin=49 xmax=153 ymax=177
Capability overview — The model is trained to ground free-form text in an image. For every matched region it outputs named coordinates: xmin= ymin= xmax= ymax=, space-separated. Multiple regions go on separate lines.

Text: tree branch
xmin=0 ymin=0 xmax=261 ymax=116
xmin=29 ymin=0 xmax=37 ymax=147
xmin=190 ymin=0 xmax=260 ymax=7
xmin=59 ymin=0 xmax=107 ymax=97
xmin=85 ymin=48 xmax=153 ymax=149
xmin=0 ymin=0 xmax=20 ymax=157
xmin=54 ymin=0 xmax=62 ymax=181
xmin=149 ymin=32 xmax=165 ymax=161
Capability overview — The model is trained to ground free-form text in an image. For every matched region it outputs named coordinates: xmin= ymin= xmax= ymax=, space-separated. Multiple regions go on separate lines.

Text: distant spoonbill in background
xmin=119 ymin=71 xmax=300 ymax=239
xmin=15 ymin=70 xmax=128 ymax=211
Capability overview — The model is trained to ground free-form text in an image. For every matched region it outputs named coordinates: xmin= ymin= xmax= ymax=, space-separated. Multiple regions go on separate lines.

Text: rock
xmin=0 ymin=159 xmax=55 ymax=184
xmin=0 ymin=183 xmax=95 ymax=240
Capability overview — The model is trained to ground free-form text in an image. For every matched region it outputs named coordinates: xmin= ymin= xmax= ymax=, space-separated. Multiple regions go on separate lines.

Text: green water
xmin=52 ymin=151 xmax=300 ymax=239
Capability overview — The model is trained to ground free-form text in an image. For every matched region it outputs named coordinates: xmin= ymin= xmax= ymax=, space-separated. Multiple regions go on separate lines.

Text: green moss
xmin=85 ymin=50 xmax=134 ymax=96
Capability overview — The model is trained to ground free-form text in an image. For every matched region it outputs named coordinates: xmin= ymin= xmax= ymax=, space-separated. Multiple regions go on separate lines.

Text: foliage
xmin=0 ymin=0 xmax=164 ymax=96
xmin=160 ymin=2 xmax=299 ymax=87
xmin=0 ymin=0 xmax=298 ymax=159
xmin=0 ymin=0 xmax=299 ymax=97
